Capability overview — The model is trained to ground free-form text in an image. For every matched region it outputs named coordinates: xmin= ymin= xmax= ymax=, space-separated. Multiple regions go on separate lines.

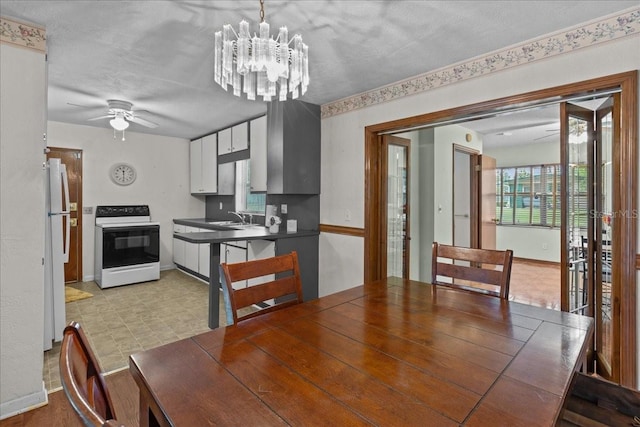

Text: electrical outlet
xmin=281 ymin=204 xmax=287 ymax=214
xmin=219 ymin=202 xmax=223 ymax=210
xmin=542 ymin=243 xmax=548 ymax=250
xmin=82 ymin=206 xmax=93 ymax=214
xmin=345 ymin=209 xmax=352 ymax=221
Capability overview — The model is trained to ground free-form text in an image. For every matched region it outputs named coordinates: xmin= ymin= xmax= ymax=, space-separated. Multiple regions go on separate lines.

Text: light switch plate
xmin=281 ymin=204 xmax=287 ymax=214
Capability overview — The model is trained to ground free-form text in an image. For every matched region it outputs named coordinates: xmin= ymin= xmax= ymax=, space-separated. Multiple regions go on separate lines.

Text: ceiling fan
xmin=70 ymin=99 xmax=159 ymax=140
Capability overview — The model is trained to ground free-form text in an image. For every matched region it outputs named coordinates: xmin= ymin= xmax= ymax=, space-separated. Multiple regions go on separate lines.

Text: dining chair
xmin=221 ymin=251 xmax=303 ymax=324
xmin=59 ymin=321 xmax=125 ymax=427
xmin=431 ymin=242 xmax=514 ymax=299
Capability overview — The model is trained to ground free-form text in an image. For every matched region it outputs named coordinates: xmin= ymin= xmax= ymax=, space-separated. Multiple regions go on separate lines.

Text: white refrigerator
xmin=44 ymin=158 xmax=70 ymax=350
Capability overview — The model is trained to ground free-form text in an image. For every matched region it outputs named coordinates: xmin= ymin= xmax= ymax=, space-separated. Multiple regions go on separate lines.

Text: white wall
xmin=484 ymin=139 xmax=560 ymax=166
xmin=319 ymin=35 xmax=639 ymax=293
xmin=0 ymin=43 xmax=48 ymax=417
xmin=46 ymin=121 xmax=205 ymax=278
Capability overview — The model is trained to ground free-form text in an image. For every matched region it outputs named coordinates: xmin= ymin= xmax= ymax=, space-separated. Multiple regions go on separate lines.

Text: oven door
xmin=101 ymin=225 xmax=159 ymax=269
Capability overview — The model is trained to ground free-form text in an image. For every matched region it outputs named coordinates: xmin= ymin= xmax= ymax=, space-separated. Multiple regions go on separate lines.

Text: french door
xmin=381 ymin=135 xmax=410 ymax=279
xmin=561 ymin=94 xmax=619 ymax=381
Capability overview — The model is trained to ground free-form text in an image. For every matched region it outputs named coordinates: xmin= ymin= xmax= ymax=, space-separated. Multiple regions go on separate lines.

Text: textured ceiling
xmin=1 ymin=1 xmax=637 ymax=140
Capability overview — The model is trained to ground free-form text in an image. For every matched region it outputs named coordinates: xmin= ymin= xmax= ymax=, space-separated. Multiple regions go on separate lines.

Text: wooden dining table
xmin=129 ymin=277 xmax=593 ymax=426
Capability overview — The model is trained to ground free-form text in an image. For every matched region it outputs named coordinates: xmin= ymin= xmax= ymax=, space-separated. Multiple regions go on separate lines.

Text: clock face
xmin=110 ymin=163 xmax=136 ymax=186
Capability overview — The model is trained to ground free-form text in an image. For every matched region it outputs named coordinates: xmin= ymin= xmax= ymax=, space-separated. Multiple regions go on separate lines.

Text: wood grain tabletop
xmin=130 ymin=277 xmax=593 ymax=426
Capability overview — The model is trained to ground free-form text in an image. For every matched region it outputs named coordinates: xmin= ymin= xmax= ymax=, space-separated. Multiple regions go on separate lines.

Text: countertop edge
xmin=173 ymin=218 xmax=319 ymax=243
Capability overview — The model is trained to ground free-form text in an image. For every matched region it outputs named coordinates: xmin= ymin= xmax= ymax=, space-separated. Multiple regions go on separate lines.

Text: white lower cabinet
xmin=184 ymin=226 xmax=200 ymax=273
xmin=174 ymin=224 xmax=276 ymax=286
xmin=174 ymin=224 xmax=212 ymax=281
xmin=173 ymin=224 xmax=186 ymax=267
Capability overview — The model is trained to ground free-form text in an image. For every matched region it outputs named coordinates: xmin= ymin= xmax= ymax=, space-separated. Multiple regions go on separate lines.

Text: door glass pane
xmin=567 ymin=115 xmax=589 ymax=314
xmin=599 ymin=109 xmax=613 ymax=372
xmin=387 ymin=144 xmax=408 ymax=278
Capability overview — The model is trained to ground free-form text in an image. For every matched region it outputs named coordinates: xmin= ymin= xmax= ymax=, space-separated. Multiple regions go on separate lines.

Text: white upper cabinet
xmin=232 ymin=122 xmax=249 ymax=152
xmin=190 ymin=134 xmax=218 ymax=194
xmin=189 ymin=139 xmax=202 ymax=194
xmin=218 ymin=123 xmax=248 ymax=154
xmin=218 ymin=128 xmax=232 ymax=154
xmin=250 ymin=116 xmax=267 ymax=192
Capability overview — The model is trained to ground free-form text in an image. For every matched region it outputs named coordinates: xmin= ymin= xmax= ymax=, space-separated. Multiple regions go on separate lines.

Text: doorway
xmin=364 ymin=71 xmax=637 ymax=387
xmin=46 ymin=147 xmax=83 ymax=283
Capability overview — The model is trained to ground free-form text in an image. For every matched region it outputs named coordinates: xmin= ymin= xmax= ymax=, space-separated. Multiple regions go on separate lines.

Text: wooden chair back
xmin=221 ymin=251 xmax=304 ymax=324
xmin=431 ymin=242 xmax=514 ymax=299
xmin=59 ymin=321 xmax=122 ymax=427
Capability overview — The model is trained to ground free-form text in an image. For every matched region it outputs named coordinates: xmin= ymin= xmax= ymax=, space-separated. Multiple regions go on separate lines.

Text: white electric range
xmin=94 ymin=205 xmax=160 ymax=288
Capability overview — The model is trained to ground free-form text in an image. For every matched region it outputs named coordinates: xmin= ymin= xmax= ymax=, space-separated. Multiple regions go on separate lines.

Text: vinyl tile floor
xmin=43 ymin=269 xmax=225 ymax=392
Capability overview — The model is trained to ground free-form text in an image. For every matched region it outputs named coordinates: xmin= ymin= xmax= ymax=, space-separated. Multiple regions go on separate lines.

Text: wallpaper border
xmin=0 ymin=16 xmax=46 ymax=53
xmin=321 ymin=8 xmax=640 ymax=119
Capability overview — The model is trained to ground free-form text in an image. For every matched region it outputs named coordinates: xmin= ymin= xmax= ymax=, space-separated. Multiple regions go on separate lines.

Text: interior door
xmin=479 ymin=155 xmax=497 ymax=250
xmin=381 ymin=135 xmax=410 ymax=279
xmin=47 ymin=147 xmax=82 ymax=283
xmin=453 ymin=149 xmax=472 ymax=248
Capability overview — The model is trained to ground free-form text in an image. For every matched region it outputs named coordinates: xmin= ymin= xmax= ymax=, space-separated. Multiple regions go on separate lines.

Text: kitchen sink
xmin=228 ymin=224 xmax=264 ymax=230
xmin=206 ymin=221 xmax=264 ymax=230
xmin=206 ymin=220 xmax=237 ymax=225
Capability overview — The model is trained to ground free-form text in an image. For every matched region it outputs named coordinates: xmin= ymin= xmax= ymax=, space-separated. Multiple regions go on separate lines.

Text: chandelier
xmin=213 ymin=0 xmax=309 ymax=101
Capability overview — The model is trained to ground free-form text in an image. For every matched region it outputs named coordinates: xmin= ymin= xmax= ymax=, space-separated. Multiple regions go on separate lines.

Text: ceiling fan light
xmin=110 ymin=115 xmax=129 ymax=131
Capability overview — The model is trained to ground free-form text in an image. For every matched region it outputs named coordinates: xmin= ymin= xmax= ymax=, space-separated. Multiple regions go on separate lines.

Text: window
xmin=235 ymin=160 xmax=266 ymax=214
xmin=496 ymin=164 xmax=561 ymax=227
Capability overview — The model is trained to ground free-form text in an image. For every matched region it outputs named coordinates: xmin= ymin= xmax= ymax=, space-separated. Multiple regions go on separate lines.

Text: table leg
xmin=208 ymin=242 xmax=221 ymax=329
xmin=139 ymin=391 xmax=150 ymax=427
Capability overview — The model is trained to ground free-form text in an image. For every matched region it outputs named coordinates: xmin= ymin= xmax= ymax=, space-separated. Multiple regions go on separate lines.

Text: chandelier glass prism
xmin=213 ymin=1 xmax=309 ymax=101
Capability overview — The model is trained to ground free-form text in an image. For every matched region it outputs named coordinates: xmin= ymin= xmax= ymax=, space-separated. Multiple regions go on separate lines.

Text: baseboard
xmin=0 ymin=381 xmax=48 ymax=420
xmin=513 ymin=256 xmax=560 ymax=267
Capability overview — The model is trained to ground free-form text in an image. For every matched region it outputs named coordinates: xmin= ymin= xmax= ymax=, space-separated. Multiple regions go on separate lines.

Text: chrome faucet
xmin=228 ymin=211 xmax=245 ymax=224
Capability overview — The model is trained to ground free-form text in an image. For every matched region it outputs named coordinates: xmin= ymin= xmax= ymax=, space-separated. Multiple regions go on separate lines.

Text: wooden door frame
xmin=364 ymin=71 xmax=637 ymax=388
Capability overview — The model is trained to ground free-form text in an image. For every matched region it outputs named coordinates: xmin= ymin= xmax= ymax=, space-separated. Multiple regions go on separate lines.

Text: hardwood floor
xmin=0 ymin=369 xmax=138 ymax=427
xmin=509 ymin=258 xmax=561 ymax=310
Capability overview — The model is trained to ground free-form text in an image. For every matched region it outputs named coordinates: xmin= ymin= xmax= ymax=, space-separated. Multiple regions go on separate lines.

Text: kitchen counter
xmin=173 ymin=218 xmax=319 ymax=329
xmin=173 ymin=218 xmax=318 ymax=243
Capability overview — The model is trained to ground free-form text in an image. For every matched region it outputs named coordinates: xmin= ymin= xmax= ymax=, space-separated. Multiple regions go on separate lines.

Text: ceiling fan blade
xmin=67 ymin=102 xmax=103 ymax=109
xmin=129 ymin=115 xmax=159 ymax=128
xmin=533 ymin=132 xmax=558 ymax=141
xmin=87 ymin=115 xmax=113 ymax=122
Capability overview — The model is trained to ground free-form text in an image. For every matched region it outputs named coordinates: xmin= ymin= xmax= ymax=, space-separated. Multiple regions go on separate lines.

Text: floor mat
xmin=65 ymin=286 xmax=93 ymax=303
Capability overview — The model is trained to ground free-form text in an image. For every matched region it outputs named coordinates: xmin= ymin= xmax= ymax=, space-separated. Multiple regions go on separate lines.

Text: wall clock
xmin=110 ymin=163 xmax=137 ymax=186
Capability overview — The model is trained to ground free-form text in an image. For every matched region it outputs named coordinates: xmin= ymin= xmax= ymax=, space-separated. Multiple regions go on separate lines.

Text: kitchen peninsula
xmin=174 ymin=218 xmax=319 ymax=328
